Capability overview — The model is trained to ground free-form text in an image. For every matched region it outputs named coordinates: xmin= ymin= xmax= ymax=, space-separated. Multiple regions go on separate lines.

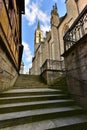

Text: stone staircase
xmin=14 ymin=75 xmax=48 ymax=88
xmin=0 ymin=75 xmax=87 ymax=129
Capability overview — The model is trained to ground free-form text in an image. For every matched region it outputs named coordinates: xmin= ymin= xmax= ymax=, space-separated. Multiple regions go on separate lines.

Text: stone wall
xmin=78 ymin=0 xmax=87 ymax=13
xmin=0 ymin=46 xmax=18 ymax=92
xmin=64 ymin=35 xmax=87 ymax=109
xmin=41 ymin=70 xmax=63 ymax=85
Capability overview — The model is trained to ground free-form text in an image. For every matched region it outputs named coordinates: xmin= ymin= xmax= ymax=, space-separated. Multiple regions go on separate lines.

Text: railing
xmin=41 ymin=59 xmax=65 ymax=73
xmin=64 ymin=5 xmax=87 ymax=51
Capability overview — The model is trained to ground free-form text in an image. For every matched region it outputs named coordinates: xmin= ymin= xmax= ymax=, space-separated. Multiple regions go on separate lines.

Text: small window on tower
xmin=39 ymin=33 xmax=41 ymax=42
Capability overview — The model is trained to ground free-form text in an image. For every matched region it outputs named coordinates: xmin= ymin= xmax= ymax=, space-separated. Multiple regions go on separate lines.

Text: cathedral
xmin=30 ymin=0 xmax=86 ymax=83
xmin=30 ymin=0 xmax=87 ymax=108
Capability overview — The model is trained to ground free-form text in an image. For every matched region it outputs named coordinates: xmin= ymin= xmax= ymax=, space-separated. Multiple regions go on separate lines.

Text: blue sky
xmin=22 ymin=0 xmax=66 ymax=73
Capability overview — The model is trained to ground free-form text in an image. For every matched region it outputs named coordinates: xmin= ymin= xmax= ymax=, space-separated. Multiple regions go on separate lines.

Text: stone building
xmin=0 ymin=0 xmax=25 ymax=91
xmin=31 ymin=21 xmax=45 ymax=75
xmin=20 ymin=61 xmax=24 ymax=74
xmin=30 ymin=0 xmax=87 ymax=85
xmin=63 ymin=0 xmax=87 ymax=109
xmin=31 ymin=4 xmax=64 ymax=80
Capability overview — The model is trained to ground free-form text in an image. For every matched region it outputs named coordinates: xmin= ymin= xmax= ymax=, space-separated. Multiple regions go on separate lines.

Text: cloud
xmin=22 ymin=41 xmax=33 ymax=63
xmin=41 ymin=24 xmax=50 ymax=36
xmin=25 ymin=0 xmax=30 ymax=6
xmin=22 ymin=41 xmax=33 ymax=73
xmin=24 ymin=64 xmax=32 ymax=74
xmin=25 ymin=1 xmax=50 ymax=26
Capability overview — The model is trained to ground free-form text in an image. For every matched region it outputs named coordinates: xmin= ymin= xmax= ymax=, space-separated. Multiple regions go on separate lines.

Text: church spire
xmin=37 ymin=21 xmax=40 ymax=30
xmin=51 ymin=3 xmax=59 ymax=26
xmin=51 ymin=3 xmax=58 ymax=16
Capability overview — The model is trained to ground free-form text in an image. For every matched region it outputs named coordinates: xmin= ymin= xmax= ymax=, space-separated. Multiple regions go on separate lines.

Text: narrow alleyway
xmin=0 ymin=75 xmax=87 ymax=130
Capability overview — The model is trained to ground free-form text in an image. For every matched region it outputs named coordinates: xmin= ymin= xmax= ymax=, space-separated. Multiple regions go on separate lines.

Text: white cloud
xmin=41 ymin=24 xmax=50 ymax=36
xmin=37 ymin=9 xmax=50 ymax=24
xmin=24 ymin=64 xmax=32 ymax=74
xmin=25 ymin=1 xmax=50 ymax=26
xmin=22 ymin=41 xmax=33 ymax=63
xmin=22 ymin=41 xmax=33 ymax=73
xmin=25 ymin=0 xmax=30 ymax=6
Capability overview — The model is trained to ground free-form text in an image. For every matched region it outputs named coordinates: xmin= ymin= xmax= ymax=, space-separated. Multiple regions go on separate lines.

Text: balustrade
xmin=64 ymin=5 xmax=87 ymax=51
xmin=41 ymin=59 xmax=65 ymax=73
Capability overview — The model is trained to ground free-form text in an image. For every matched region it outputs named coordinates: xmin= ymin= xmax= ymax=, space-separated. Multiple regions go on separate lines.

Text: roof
xmin=37 ymin=21 xmax=40 ymax=30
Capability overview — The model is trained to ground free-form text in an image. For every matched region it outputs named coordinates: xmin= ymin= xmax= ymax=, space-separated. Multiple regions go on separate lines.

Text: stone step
xmin=14 ymin=75 xmax=47 ymax=89
xmin=0 ymin=99 xmax=75 ymax=114
xmin=14 ymin=82 xmax=47 ymax=86
xmin=15 ymin=82 xmax=46 ymax=85
xmin=0 ymin=106 xmax=84 ymax=129
xmin=14 ymin=80 xmax=46 ymax=82
xmin=14 ymin=81 xmax=47 ymax=84
xmin=14 ymin=85 xmax=48 ymax=89
xmin=0 ymin=89 xmax=63 ymax=97
xmin=0 ymin=94 xmax=65 ymax=99
xmin=2 ymin=115 xmax=87 ymax=130
xmin=48 ymin=116 xmax=87 ymax=130
xmin=16 ymin=77 xmax=43 ymax=79
xmin=15 ymin=76 xmax=42 ymax=82
xmin=0 ymin=94 xmax=70 ymax=104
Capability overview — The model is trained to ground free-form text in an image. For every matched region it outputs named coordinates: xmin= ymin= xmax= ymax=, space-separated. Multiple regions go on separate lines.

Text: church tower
xmin=34 ymin=21 xmax=44 ymax=54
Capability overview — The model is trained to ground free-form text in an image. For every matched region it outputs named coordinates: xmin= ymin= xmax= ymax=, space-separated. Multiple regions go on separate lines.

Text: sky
xmin=22 ymin=0 xmax=66 ymax=74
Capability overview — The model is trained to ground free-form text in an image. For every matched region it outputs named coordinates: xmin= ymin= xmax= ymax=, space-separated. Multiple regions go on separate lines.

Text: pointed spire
xmin=51 ymin=3 xmax=58 ymax=16
xmin=37 ymin=21 xmax=40 ymax=30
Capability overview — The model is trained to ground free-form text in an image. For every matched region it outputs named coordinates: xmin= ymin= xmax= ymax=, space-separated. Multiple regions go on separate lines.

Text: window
xmin=39 ymin=33 xmax=41 ymax=42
